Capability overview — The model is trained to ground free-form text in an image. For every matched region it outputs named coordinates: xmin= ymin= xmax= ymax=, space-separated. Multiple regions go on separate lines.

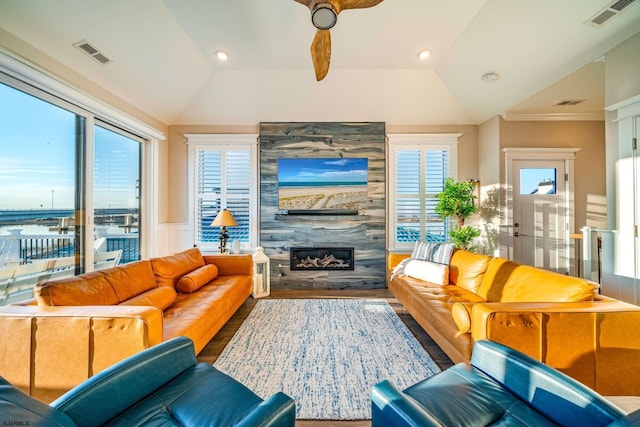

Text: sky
xmin=0 ymin=83 xmax=140 ymax=210
xmin=520 ymin=168 xmax=556 ymax=194
xmin=278 ymin=157 xmax=368 ymax=184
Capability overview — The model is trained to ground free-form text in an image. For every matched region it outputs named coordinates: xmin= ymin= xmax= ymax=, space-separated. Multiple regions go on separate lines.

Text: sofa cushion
xmin=448 ymin=250 xmax=492 ymax=294
xmin=101 ymin=261 xmax=157 ymax=302
xmin=35 ymin=260 xmax=158 ymax=306
xmin=478 ymin=257 xmax=599 ymax=302
xmin=151 ymin=248 xmax=205 ymax=289
xmin=411 ymin=242 xmax=454 ymax=265
xmin=177 ymin=265 xmax=219 ymax=293
xmin=120 ymin=286 xmax=177 ymax=311
xmin=403 ymin=259 xmax=449 ymax=285
xmin=35 ymin=272 xmax=120 ymax=306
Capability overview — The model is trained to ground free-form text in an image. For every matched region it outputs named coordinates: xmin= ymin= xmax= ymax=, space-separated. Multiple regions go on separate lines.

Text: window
xmin=519 ymin=168 xmax=557 ymax=195
xmin=388 ymin=134 xmax=459 ymax=250
xmin=0 ymin=50 xmax=163 ymax=304
xmin=187 ymin=135 xmax=258 ymax=253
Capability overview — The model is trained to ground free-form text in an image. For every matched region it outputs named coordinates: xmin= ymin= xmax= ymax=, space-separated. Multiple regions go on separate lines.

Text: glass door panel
xmin=93 ymin=124 xmax=142 ymax=267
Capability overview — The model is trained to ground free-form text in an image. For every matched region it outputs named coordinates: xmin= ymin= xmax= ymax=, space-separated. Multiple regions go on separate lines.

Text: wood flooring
xmin=197 ymin=289 xmax=453 ymax=427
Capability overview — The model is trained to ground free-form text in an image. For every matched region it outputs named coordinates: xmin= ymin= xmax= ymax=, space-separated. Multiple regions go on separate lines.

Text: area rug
xmin=213 ymin=299 xmax=441 ymax=420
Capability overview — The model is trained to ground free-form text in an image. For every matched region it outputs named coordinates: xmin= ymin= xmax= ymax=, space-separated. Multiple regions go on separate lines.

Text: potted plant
xmin=435 ymin=178 xmax=480 ymax=250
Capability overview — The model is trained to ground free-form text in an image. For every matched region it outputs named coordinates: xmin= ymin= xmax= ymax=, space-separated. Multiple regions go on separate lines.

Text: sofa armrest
xmin=471 ymin=340 xmax=625 ymax=427
xmin=204 ymin=254 xmax=253 ymax=276
xmin=0 ymin=304 xmax=163 ymax=402
xmin=470 ymin=301 xmax=640 ymax=395
xmin=52 ymin=336 xmax=196 ymax=427
xmin=371 ymin=379 xmax=443 ymax=427
xmin=234 ymin=392 xmax=296 ymax=427
xmin=387 ymin=252 xmax=412 ymax=272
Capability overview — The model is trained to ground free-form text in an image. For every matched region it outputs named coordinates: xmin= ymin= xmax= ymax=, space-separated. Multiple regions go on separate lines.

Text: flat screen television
xmin=277 ymin=157 xmax=368 ymax=213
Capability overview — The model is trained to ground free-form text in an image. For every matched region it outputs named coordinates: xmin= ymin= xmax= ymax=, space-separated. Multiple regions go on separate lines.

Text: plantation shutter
xmin=194 ymin=145 xmax=253 ymax=251
xmin=389 ymin=134 xmax=458 ymax=249
xmin=424 ymin=149 xmax=449 ymax=241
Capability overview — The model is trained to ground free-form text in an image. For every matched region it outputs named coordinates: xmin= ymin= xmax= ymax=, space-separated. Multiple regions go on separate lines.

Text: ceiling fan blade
xmin=338 ymin=0 xmax=383 ymax=11
xmin=294 ymin=0 xmax=314 ymax=8
xmin=310 ymin=29 xmax=331 ymax=81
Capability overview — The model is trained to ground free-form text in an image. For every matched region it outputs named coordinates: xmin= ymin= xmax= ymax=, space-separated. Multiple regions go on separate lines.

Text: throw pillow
xmin=403 ymin=259 xmax=449 ymax=285
xmin=411 ymin=241 xmax=455 ymax=265
xmin=177 ymin=264 xmax=219 ymax=293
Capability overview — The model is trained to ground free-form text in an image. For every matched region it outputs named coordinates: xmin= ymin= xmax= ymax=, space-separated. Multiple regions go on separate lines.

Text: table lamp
xmin=211 ymin=209 xmax=237 ymax=254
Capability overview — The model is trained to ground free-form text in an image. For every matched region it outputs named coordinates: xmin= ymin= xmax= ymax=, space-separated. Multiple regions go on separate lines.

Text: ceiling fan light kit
xmin=295 ymin=0 xmax=384 ymax=81
xmin=312 ymin=3 xmax=337 ymax=29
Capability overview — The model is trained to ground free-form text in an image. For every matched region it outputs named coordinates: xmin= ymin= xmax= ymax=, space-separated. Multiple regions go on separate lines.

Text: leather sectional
xmin=0 ymin=247 xmax=252 ymax=402
xmin=388 ymin=249 xmax=640 ymax=396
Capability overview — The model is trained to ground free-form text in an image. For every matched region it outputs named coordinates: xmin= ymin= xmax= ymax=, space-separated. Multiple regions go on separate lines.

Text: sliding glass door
xmin=0 ymin=79 xmax=145 ymax=304
xmin=93 ymin=124 xmax=142 ymax=267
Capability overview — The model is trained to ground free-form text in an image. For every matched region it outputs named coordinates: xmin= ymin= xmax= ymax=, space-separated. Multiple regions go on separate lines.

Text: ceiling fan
xmin=294 ymin=0 xmax=384 ymax=81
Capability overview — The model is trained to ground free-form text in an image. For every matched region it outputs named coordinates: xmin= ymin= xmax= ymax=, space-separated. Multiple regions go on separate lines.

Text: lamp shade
xmin=211 ymin=209 xmax=238 ymax=227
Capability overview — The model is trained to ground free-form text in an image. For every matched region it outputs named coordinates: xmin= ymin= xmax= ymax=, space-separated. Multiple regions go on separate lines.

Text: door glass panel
xmin=0 ymin=83 xmax=83 ymax=304
xmin=93 ymin=124 xmax=141 ymax=267
xmin=520 ymin=168 xmax=556 ymax=195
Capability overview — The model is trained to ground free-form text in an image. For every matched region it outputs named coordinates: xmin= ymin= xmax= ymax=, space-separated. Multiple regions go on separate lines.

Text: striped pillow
xmin=411 ymin=242 xmax=454 ymax=265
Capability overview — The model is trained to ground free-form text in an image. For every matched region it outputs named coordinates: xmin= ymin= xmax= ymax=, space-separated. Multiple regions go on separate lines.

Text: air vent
xmin=72 ymin=40 xmax=112 ymax=65
xmin=555 ymin=99 xmax=586 ymax=106
xmin=586 ymin=0 xmax=638 ymax=27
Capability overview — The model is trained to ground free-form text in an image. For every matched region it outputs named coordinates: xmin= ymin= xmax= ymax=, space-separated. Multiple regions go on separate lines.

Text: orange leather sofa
xmin=388 ymin=249 xmax=640 ymax=396
xmin=0 ymin=248 xmax=252 ymax=402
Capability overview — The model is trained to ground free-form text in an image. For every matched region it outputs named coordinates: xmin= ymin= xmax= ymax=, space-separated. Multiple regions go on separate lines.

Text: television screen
xmin=278 ymin=158 xmax=368 ymax=211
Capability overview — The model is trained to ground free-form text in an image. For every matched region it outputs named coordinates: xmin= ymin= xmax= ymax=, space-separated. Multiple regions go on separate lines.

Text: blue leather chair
xmin=372 ymin=339 xmax=638 ymax=427
xmin=0 ymin=336 xmax=295 ymax=426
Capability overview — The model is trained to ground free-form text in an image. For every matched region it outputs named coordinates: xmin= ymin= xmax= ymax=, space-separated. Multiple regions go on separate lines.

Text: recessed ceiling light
xmin=417 ymin=49 xmax=431 ymax=60
xmin=481 ymin=71 xmax=499 ymax=82
xmin=215 ymin=50 xmax=229 ymax=61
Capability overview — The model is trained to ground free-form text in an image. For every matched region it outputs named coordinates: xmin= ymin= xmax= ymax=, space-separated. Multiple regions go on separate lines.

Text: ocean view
xmin=0 ymin=209 xmax=140 ymax=265
xmin=279 ymin=181 xmax=368 ymax=188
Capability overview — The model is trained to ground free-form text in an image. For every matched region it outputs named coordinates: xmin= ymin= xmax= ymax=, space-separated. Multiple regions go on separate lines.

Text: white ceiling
xmin=0 ymin=0 xmax=639 ymax=126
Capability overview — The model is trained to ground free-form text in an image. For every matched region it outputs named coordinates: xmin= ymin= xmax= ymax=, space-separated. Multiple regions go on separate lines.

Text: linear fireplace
xmin=290 ymin=247 xmax=354 ymax=271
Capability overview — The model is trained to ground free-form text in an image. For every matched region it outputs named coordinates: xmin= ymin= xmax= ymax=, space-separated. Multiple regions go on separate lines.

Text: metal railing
xmin=1 ymin=233 xmax=139 ymax=267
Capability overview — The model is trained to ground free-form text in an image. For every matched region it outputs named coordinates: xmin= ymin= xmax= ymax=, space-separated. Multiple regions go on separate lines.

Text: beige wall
xmin=477 ymin=117 xmax=501 ymax=255
xmin=499 ymin=119 xmax=607 ymax=231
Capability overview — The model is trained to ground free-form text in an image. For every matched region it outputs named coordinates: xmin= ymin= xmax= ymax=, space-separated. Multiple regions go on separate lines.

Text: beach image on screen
xmin=278 ymin=158 xmax=368 ymax=210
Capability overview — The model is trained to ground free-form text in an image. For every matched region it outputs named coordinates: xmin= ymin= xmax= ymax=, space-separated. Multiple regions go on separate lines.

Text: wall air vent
xmin=72 ymin=40 xmax=112 ymax=65
xmin=555 ymin=99 xmax=586 ymax=106
xmin=586 ymin=0 xmax=638 ymax=27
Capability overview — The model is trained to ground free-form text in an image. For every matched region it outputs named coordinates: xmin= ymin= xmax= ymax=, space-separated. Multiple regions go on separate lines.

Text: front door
xmin=512 ymin=159 xmax=569 ymax=273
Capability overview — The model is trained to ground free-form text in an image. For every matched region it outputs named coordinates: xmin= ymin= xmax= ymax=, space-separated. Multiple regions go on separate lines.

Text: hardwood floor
xmin=197 ymin=289 xmax=454 ymax=427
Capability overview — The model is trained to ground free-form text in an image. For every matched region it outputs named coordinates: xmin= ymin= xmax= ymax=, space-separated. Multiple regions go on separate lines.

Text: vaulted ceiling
xmin=1 ymin=0 xmax=639 ymax=126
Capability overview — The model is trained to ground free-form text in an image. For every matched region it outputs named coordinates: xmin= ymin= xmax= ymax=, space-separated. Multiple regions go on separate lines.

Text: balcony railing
xmin=1 ymin=232 xmax=139 ymax=267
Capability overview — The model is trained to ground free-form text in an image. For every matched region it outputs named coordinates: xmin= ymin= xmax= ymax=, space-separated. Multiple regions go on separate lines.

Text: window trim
xmin=387 ymin=133 xmax=460 ymax=251
xmin=186 ymin=134 xmax=259 ymax=253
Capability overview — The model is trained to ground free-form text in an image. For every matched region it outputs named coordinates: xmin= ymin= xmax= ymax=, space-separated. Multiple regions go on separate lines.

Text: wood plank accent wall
xmin=259 ymin=122 xmax=386 ymax=289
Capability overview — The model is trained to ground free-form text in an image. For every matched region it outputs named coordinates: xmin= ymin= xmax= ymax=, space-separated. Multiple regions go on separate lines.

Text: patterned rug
xmin=213 ymin=299 xmax=441 ymax=420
